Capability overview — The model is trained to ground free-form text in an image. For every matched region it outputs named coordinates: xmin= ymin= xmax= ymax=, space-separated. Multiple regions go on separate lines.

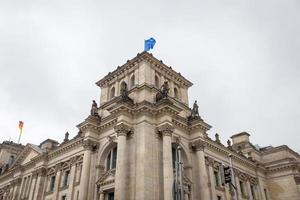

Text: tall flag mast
xmin=18 ymin=121 xmax=24 ymax=144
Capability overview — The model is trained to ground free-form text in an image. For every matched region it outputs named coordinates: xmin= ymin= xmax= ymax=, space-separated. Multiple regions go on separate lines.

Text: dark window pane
xmin=106 ymin=151 xmax=111 ymax=170
xmin=112 ymin=147 xmax=117 ymax=169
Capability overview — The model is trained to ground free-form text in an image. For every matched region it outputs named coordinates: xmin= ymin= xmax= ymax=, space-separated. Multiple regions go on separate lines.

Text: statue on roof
xmin=188 ymin=100 xmax=201 ymax=122
xmin=90 ymin=100 xmax=99 ymax=117
xmin=156 ymin=81 xmax=169 ymax=102
xmin=64 ymin=132 xmax=69 ymax=143
xmin=120 ymin=82 xmax=133 ymax=103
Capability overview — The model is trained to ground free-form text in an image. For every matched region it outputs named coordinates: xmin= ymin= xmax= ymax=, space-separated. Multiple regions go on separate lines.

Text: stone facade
xmin=0 ymin=51 xmax=300 ymax=200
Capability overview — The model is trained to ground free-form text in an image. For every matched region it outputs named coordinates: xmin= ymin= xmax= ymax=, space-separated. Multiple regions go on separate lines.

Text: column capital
xmin=189 ymin=139 xmax=206 ymax=151
xmin=83 ymin=139 xmax=99 ymax=151
xmin=156 ymin=123 xmax=174 ymax=137
xmin=205 ymin=157 xmax=215 ymax=166
xmin=114 ymin=123 xmax=134 ymax=137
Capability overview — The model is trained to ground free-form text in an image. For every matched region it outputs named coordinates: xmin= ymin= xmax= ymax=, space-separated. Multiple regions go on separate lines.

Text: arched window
xmin=155 ymin=75 xmax=160 ymax=88
xmin=174 ymin=87 xmax=179 ymax=99
xmin=110 ymin=87 xmax=115 ymax=100
xmin=8 ymin=155 xmax=15 ymax=166
xmin=130 ymin=75 xmax=135 ymax=89
xmin=120 ymin=81 xmax=127 ymax=94
xmin=172 ymin=145 xmax=184 ymax=200
xmin=106 ymin=146 xmax=117 ymax=171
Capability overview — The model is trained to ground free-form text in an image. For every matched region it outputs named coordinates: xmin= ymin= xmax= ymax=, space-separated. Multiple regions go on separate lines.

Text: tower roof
xmin=96 ymin=51 xmax=193 ymax=88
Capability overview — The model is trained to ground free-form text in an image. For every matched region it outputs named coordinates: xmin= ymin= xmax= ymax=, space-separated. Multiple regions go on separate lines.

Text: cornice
xmin=96 ymin=51 xmax=192 ymax=88
xmin=261 ymin=145 xmax=300 ymax=159
xmin=200 ymin=138 xmax=258 ymax=170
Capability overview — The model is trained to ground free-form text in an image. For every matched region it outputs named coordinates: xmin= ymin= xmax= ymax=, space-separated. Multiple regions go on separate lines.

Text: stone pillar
xmin=18 ymin=177 xmax=25 ymax=199
xmin=79 ymin=139 xmax=97 ymax=200
xmin=99 ymin=191 xmax=105 ymax=200
xmin=258 ymin=177 xmax=266 ymax=200
xmin=67 ymin=157 xmax=77 ymax=199
xmin=156 ymin=123 xmax=174 ymax=200
xmin=12 ymin=178 xmax=21 ymax=200
xmin=247 ymin=180 xmax=253 ymax=200
xmin=28 ymin=172 xmax=38 ymax=199
xmin=234 ymin=171 xmax=242 ymax=200
xmin=35 ymin=168 xmax=47 ymax=200
xmin=189 ymin=140 xmax=210 ymax=200
xmin=207 ymin=157 xmax=217 ymax=200
xmin=54 ymin=163 xmax=63 ymax=199
xmin=114 ymin=123 xmax=133 ymax=200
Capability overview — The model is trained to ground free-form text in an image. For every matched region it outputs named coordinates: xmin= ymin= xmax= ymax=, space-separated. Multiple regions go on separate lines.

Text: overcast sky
xmin=0 ymin=0 xmax=299 ymax=152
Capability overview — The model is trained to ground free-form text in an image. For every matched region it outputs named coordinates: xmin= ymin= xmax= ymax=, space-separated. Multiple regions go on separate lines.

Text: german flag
xmin=19 ymin=121 xmax=24 ymax=134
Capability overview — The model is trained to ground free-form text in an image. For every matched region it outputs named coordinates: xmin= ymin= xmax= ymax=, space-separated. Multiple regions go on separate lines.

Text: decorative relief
xmin=205 ymin=157 xmax=214 ymax=166
xmin=156 ymin=123 xmax=174 ymax=137
xmin=114 ymin=123 xmax=134 ymax=137
xmin=83 ymin=139 xmax=99 ymax=151
xmin=189 ymin=140 xmax=206 ymax=151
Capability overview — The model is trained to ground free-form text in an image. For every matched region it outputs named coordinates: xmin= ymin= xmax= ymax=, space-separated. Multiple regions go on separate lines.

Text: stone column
xmin=99 ymin=190 xmax=105 ymax=200
xmin=234 ymin=171 xmax=242 ymax=200
xmin=114 ymin=123 xmax=133 ymax=200
xmin=207 ymin=157 xmax=217 ymax=200
xmin=67 ymin=157 xmax=77 ymax=199
xmin=28 ymin=172 xmax=38 ymax=199
xmin=12 ymin=178 xmax=21 ymax=200
xmin=79 ymin=139 xmax=97 ymax=200
xmin=189 ymin=140 xmax=210 ymax=200
xmin=156 ymin=123 xmax=174 ymax=200
xmin=54 ymin=163 xmax=63 ymax=200
xmin=247 ymin=180 xmax=253 ymax=200
xmin=33 ymin=168 xmax=46 ymax=200
xmin=258 ymin=177 xmax=266 ymax=200
xmin=18 ymin=177 xmax=25 ymax=199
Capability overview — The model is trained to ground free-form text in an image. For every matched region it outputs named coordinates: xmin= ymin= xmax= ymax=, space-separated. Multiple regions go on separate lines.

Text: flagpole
xmin=18 ymin=129 xmax=22 ymax=144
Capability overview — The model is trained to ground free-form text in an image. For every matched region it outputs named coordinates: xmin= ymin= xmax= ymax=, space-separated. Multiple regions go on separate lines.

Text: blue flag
xmin=144 ymin=38 xmax=156 ymax=51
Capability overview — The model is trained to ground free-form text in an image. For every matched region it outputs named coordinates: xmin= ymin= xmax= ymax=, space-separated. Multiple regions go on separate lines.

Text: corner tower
xmin=78 ymin=51 xmax=211 ymax=200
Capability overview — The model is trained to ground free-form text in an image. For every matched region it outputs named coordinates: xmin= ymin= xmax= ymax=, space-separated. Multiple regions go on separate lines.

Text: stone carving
xmin=189 ymin=140 xmax=206 ymax=151
xmin=155 ymin=81 xmax=169 ymax=102
xmin=120 ymin=83 xmax=133 ymax=103
xmin=156 ymin=123 xmax=174 ymax=137
xmin=63 ymin=132 xmax=69 ymax=143
xmin=83 ymin=139 xmax=99 ymax=151
xmin=188 ymin=100 xmax=201 ymax=121
xmin=215 ymin=133 xmax=221 ymax=143
xmin=114 ymin=123 xmax=134 ymax=137
xmin=205 ymin=157 xmax=215 ymax=166
xmin=90 ymin=100 xmax=100 ymax=117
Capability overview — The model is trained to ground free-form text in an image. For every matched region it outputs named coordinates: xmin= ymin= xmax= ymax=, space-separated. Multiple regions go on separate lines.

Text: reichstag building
xmin=0 ymin=52 xmax=299 ymax=200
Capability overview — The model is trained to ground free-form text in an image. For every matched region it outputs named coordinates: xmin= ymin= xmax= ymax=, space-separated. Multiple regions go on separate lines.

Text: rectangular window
xmin=112 ymin=148 xmax=117 ymax=169
xmin=107 ymin=192 xmax=114 ymax=200
xmin=62 ymin=195 xmax=67 ymax=200
xmin=217 ymin=196 xmax=222 ymax=200
xmin=50 ymin=176 xmax=56 ymax=191
xmin=106 ymin=151 xmax=111 ymax=170
xmin=63 ymin=170 xmax=70 ymax=187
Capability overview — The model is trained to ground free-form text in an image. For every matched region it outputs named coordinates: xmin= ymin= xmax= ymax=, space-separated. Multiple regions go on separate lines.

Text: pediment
xmin=96 ymin=169 xmax=115 ymax=186
xmin=14 ymin=144 xmax=43 ymax=166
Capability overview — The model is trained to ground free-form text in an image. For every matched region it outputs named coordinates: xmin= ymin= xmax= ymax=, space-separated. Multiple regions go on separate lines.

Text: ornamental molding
xmin=156 ymin=123 xmax=174 ymax=137
xmin=96 ymin=169 xmax=116 ymax=186
xmin=83 ymin=139 xmax=99 ymax=151
xmin=96 ymin=52 xmax=192 ymax=88
xmin=114 ymin=123 xmax=134 ymax=137
xmin=201 ymin=138 xmax=258 ymax=171
xmin=205 ymin=157 xmax=215 ymax=166
xmin=189 ymin=140 xmax=206 ymax=151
